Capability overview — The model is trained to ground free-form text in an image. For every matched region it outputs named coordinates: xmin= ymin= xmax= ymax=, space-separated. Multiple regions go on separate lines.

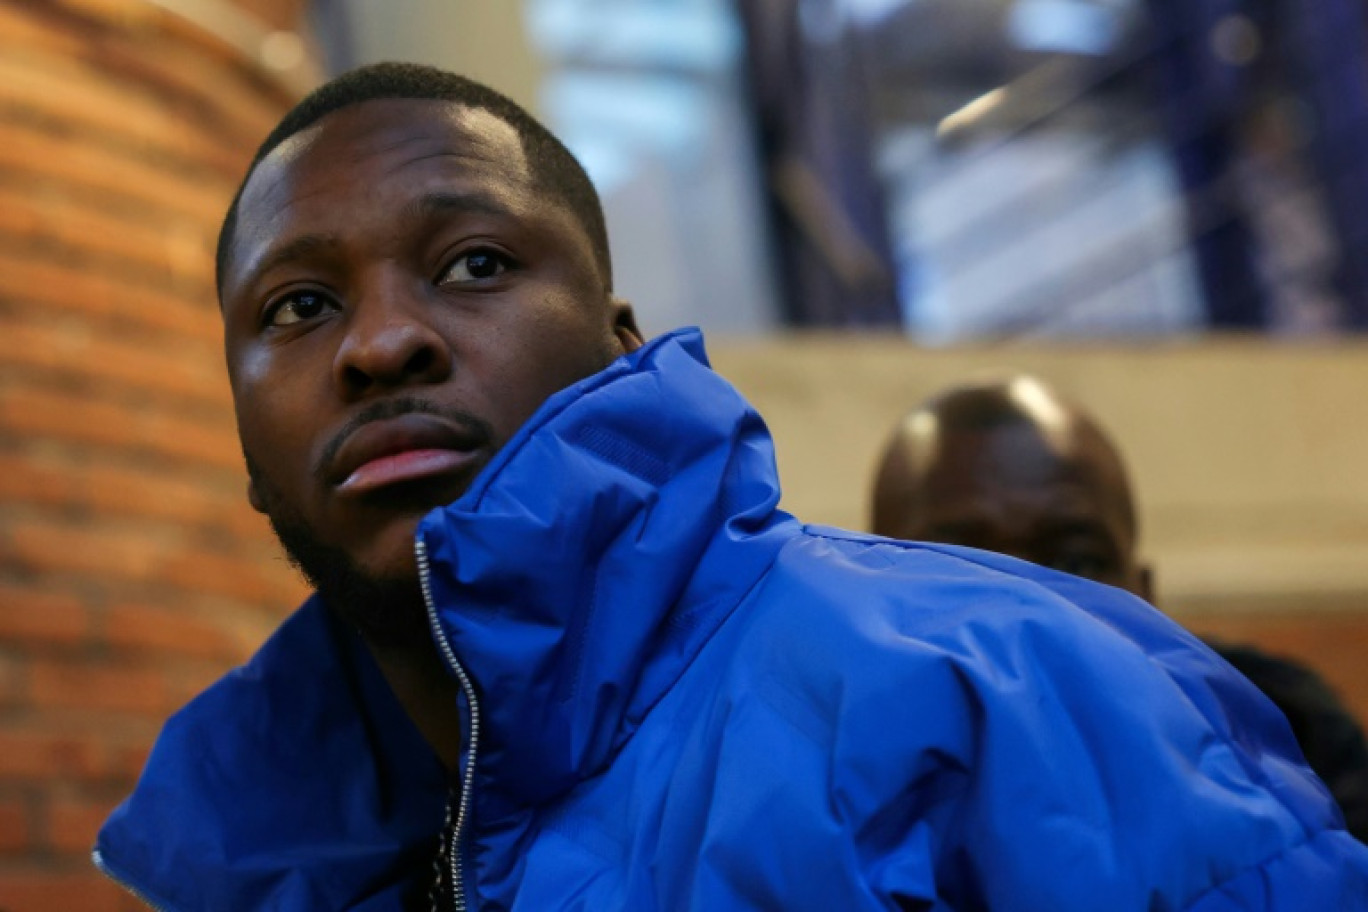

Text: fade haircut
xmin=215 ymin=62 xmax=612 ymax=297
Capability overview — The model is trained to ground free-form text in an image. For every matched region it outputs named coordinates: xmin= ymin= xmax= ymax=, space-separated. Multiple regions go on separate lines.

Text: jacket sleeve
xmin=1182 ymin=829 xmax=1368 ymax=911
xmin=850 ymin=568 xmax=1368 ymax=911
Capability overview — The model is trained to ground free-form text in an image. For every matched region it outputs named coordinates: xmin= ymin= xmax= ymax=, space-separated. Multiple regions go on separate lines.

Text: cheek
xmin=229 ymin=350 xmax=318 ymax=476
xmin=229 ymin=338 xmax=298 ymax=398
xmin=478 ymin=305 xmax=617 ymax=432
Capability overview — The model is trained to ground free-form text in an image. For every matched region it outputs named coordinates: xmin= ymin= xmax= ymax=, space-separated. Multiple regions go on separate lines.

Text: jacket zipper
xmin=416 ymin=536 xmax=483 ymax=912
xmin=92 ymin=848 xmax=177 ymax=912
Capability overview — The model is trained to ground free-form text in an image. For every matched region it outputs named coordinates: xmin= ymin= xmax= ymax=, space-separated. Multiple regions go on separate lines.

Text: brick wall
xmin=0 ymin=2 xmax=310 ymax=908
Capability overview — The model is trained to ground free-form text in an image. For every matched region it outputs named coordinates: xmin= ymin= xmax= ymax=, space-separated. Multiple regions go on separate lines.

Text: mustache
xmin=314 ymin=397 xmax=494 ymax=484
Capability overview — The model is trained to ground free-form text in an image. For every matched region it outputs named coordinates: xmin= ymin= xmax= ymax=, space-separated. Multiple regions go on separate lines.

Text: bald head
xmin=871 ymin=376 xmax=1152 ymax=599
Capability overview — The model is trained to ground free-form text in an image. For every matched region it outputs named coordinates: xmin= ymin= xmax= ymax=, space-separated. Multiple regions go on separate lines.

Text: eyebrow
xmin=404 ymin=191 xmax=515 ymax=224
xmin=233 ymin=191 xmax=516 ymax=294
xmin=236 ymin=233 xmax=342 ymax=293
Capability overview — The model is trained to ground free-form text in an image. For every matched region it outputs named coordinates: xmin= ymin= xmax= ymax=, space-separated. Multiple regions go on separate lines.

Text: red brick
xmin=0 ymin=182 xmax=210 ymax=283
xmin=159 ymin=544 xmax=306 ymax=607
xmin=28 ymin=659 xmax=168 ymax=718
xmin=104 ymin=602 xmax=250 ymax=663
xmin=0 ymin=728 xmax=103 ymax=784
xmin=104 ymin=741 xmax=153 ymax=787
xmin=0 ymin=585 xmax=89 ymax=647
xmin=0 ymin=125 xmax=225 ymax=225
xmin=0 ymin=720 xmax=159 ymax=790
xmin=5 ymin=519 xmax=166 ymax=590
xmin=0 ymin=316 xmax=227 ymax=409
xmin=5 ymin=519 xmax=301 ymax=607
xmin=46 ymin=791 xmax=120 ymax=855
xmin=0 ymin=387 xmax=243 ymax=472
xmin=0 ymin=654 xmax=23 ymax=710
xmin=0 ymin=793 xmax=31 ymax=854
xmin=0 ymin=0 xmax=306 ymax=893
xmin=0 ymin=451 xmax=256 ymax=539
xmin=0 ymin=867 xmax=132 ymax=912
xmin=0 ymin=249 xmax=220 ymax=342
xmin=0 ymin=0 xmax=305 ymax=132
xmin=0 ymin=52 xmax=246 ymax=176
xmin=161 ymin=656 xmax=243 ymax=715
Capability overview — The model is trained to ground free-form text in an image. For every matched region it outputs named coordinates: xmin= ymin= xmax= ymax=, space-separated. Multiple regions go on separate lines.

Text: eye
xmin=264 ymin=290 xmax=335 ymax=327
xmin=438 ymin=248 xmax=510 ymax=286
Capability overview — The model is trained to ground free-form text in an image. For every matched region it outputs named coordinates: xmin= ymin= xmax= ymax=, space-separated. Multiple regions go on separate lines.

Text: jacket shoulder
xmin=95 ymin=598 xmax=446 ymax=911
xmin=715 ymin=527 xmax=1368 ymax=909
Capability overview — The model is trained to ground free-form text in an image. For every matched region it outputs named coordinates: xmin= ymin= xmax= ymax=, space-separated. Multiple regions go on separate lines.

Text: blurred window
xmin=524 ymin=0 xmax=782 ymax=335
xmin=851 ymin=0 xmax=1365 ymax=339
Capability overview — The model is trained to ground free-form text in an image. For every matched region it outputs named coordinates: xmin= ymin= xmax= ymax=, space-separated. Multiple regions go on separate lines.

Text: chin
xmin=351 ymin=531 xmax=423 ymax=585
xmin=334 ymin=577 xmax=431 ymax=649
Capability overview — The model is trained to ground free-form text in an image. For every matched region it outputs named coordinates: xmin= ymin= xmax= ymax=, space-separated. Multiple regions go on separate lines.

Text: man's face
xmin=885 ymin=422 xmax=1150 ymax=597
xmin=221 ymin=99 xmax=640 ymax=599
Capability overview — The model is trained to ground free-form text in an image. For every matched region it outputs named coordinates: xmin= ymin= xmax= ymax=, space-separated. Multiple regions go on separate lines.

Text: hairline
xmin=216 ymin=90 xmax=611 ymax=302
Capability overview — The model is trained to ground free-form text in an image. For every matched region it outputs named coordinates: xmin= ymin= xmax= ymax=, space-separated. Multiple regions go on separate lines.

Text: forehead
xmin=250 ymin=97 xmax=529 ymax=200
xmin=228 ymin=100 xmax=537 ymax=272
xmin=931 ymin=423 xmax=1069 ymax=483
xmin=922 ymin=422 xmax=1128 ymax=517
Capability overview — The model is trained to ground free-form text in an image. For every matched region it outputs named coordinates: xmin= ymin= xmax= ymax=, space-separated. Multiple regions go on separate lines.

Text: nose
xmin=333 ymin=274 xmax=452 ymax=399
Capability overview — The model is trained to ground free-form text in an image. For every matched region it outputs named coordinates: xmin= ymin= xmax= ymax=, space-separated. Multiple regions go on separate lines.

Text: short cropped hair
xmin=215 ymin=62 xmax=612 ymax=296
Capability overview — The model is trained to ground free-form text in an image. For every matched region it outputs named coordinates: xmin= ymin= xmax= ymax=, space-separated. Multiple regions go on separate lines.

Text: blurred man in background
xmin=872 ymin=373 xmax=1368 ymax=839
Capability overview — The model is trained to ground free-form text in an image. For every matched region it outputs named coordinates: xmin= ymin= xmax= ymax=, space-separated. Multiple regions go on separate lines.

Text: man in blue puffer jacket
xmin=96 ymin=63 xmax=1368 ymax=910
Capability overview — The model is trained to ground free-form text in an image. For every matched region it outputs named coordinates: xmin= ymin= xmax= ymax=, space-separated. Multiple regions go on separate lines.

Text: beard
xmin=245 ymin=453 xmax=432 ymax=650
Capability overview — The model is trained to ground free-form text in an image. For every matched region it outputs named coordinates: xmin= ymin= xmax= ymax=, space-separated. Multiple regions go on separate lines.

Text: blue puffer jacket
xmin=97 ymin=330 xmax=1368 ymax=910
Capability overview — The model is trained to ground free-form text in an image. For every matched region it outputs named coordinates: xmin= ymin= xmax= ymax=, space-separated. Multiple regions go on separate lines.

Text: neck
xmin=364 ymin=634 xmax=465 ymax=774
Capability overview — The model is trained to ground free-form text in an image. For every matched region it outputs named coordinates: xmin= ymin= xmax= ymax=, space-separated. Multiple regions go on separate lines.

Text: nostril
xmin=405 ymin=346 xmax=434 ymax=377
xmin=342 ymin=363 xmax=372 ymax=393
xmin=334 ymin=320 xmax=448 ymax=398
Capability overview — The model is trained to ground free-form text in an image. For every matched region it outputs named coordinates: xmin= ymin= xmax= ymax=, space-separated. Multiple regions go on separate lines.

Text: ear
xmin=611 ymin=298 xmax=644 ymax=354
xmin=247 ymin=477 xmax=268 ymax=514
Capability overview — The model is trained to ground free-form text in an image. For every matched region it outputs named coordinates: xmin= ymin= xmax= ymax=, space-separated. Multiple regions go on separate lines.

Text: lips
xmin=327 ymin=412 xmax=487 ymax=496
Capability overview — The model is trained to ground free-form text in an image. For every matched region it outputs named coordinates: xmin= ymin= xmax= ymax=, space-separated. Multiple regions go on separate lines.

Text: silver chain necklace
xmin=427 ymin=787 xmax=457 ymax=912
